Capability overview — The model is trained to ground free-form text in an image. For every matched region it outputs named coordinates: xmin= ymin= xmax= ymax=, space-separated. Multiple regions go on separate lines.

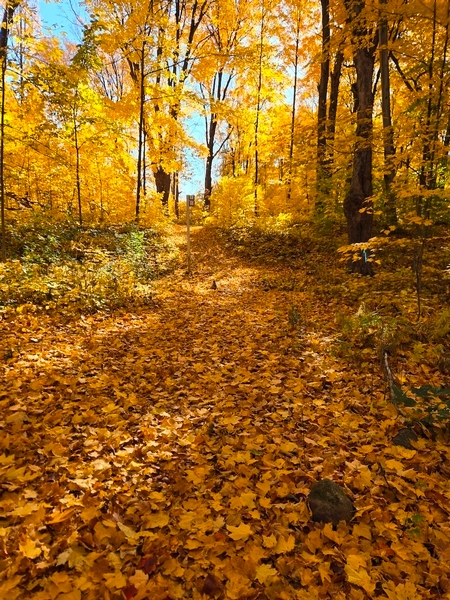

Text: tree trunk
xmin=287 ymin=12 xmax=300 ymax=204
xmin=418 ymin=0 xmax=437 ymax=214
xmin=315 ymin=0 xmax=330 ymax=212
xmin=154 ymin=166 xmax=171 ymax=208
xmin=254 ymin=3 xmax=265 ymax=218
xmin=204 ymin=150 xmax=213 ymax=211
xmin=326 ymin=49 xmax=343 ymax=167
xmin=344 ymin=0 xmax=375 ymax=275
xmin=202 ymin=69 xmax=233 ymax=210
xmin=135 ymin=41 xmax=146 ymax=220
xmin=379 ymin=0 xmax=397 ymax=225
xmin=172 ymin=171 xmax=179 ymax=218
xmin=0 ymin=0 xmax=19 ymax=262
xmin=73 ymin=112 xmax=82 ymax=227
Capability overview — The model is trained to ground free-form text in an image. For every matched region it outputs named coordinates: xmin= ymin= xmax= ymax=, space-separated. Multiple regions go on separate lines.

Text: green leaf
xmin=392 ymin=385 xmax=416 ymax=407
xmin=412 ymin=385 xmax=450 ymax=399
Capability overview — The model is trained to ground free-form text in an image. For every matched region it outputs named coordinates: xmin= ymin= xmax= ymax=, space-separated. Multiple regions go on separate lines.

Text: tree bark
xmin=315 ymin=0 xmax=330 ymax=212
xmin=418 ymin=0 xmax=437 ymax=212
xmin=343 ymin=0 xmax=376 ymax=275
xmin=254 ymin=2 xmax=265 ymax=217
xmin=73 ymin=112 xmax=82 ymax=227
xmin=135 ymin=40 xmax=146 ymax=220
xmin=154 ymin=166 xmax=171 ymax=207
xmin=203 ymin=69 xmax=233 ymax=210
xmin=379 ymin=0 xmax=397 ymax=225
xmin=0 ymin=0 xmax=20 ymax=261
xmin=172 ymin=171 xmax=179 ymax=218
xmin=287 ymin=12 xmax=300 ymax=204
xmin=326 ymin=49 xmax=343 ymax=167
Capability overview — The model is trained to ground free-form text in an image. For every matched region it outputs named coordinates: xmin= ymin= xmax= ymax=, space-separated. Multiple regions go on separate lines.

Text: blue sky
xmin=38 ymin=0 xmax=86 ymax=40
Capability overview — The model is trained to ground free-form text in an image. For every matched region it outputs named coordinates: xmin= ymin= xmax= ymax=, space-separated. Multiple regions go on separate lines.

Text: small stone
xmin=308 ymin=479 xmax=354 ymax=526
xmin=392 ymin=428 xmax=418 ymax=449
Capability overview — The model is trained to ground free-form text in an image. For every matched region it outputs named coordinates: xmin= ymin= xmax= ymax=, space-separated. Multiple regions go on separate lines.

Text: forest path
xmin=1 ymin=225 xmax=413 ymax=599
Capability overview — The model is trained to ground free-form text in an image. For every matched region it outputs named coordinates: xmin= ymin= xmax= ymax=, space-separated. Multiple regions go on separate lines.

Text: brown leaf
xmin=202 ymin=573 xmax=222 ymax=597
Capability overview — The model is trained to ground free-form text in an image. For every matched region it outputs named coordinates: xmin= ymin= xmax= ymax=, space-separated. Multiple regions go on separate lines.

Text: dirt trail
xmin=3 ymin=226 xmax=445 ymax=599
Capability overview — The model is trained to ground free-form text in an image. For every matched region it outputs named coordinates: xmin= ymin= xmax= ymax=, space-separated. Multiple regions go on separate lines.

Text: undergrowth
xmin=219 ymin=219 xmax=345 ymax=262
xmin=0 ymin=218 xmax=180 ymax=315
xmin=218 ymin=218 xmax=450 ymax=419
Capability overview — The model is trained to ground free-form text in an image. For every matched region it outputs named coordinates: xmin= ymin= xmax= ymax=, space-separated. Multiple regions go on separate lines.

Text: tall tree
xmin=343 ymin=0 xmax=377 ymax=274
xmin=286 ymin=7 xmax=301 ymax=203
xmin=196 ymin=0 xmax=249 ymax=208
xmin=379 ymin=0 xmax=397 ymax=224
xmin=315 ymin=0 xmax=330 ymax=212
xmin=0 ymin=0 xmax=20 ymax=261
xmin=254 ymin=0 xmax=266 ymax=217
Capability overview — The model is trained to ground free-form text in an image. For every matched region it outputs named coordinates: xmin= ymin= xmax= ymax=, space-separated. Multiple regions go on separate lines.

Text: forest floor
xmin=2 ymin=225 xmax=450 ymax=600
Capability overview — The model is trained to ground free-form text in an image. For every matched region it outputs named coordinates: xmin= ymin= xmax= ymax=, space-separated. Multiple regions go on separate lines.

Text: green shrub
xmin=0 ymin=220 xmax=180 ymax=314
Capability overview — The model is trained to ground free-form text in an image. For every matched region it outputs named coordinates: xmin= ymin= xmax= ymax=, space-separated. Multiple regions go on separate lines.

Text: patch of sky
xmin=37 ymin=0 xmax=87 ymax=40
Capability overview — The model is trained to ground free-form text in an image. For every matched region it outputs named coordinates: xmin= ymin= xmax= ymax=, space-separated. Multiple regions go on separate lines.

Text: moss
xmin=308 ymin=479 xmax=354 ymax=526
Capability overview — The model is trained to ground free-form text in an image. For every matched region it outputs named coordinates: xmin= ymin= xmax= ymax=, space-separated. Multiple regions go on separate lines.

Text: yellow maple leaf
xmin=263 ymin=534 xmax=277 ymax=548
xmin=256 ymin=480 xmax=271 ymax=495
xmin=279 ymin=441 xmax=297 ymax=453
xmin=240 ymin=491 xmax=257 ymax=509
xmin=47 ymin=507 xmax=76 ymax=524
xmin=227 ymin=522 xmax=253 ymax=541
xmin=19 ymin=537 xmax=41 ymax=559
xmin=305 ymin=528 xmax=322 ymax=553
xmin=384 ymin=459 xmax=404 ymax=474
xmin=179 ymin=511 xmax=196 ymax=529
xmin=274 ymin=534 xmax=295 ymax=554
xmin=345 ymin=563 xmax=375 ymax=594
xmin=318 ymin=562 xmax=331 ymax=583
xmin=247 ymin=542 xmax=266 ymax=563
xmin=56 ymin=591 xmax=81 ymax=600
xmin=163 ymin=557 xmax=185 ymax=577
xmin=118 ymin=522 xmax=139 ymax=541
xmin=353 ymin=522 xmax=372 ymax=540
xmin=80 ymin=506 xmax=101 ymax=523
xmin=0 ymin=575 xmax=22 ymax=592
xmin=104 ymin=572 xmax=127 ymax=589
xmin=383 ymin=581 xmax=422 ymax=600
xmin=322 ymin=522 xmax=346 ymax=544
xmin=255 ymin=564 xmax=277 ymax=584
xmin=10 ymin=502 xmax=41 ymax=517
xmin=129 ymin=570 xmax=148 ymax=589
xmin=225 ymin=572 xmax=251 ymax=600
xmin=147 ymin=512 xmax=169 ymax=528
xmin=353 ymin=465 xmax=372 ymax=489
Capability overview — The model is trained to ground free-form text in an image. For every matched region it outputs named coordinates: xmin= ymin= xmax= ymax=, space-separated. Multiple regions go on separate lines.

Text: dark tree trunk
xmin=379 ymin=0 xmax=397 ymax=225
xmin=204 ymin=149 xmax=213 ymax=211
xmin=154 ymin=167 xmax=171 ymax=208
xmin=287 ymin=12 xmax=300 ymax=203
xmin=326 ymin=49 xmax=343 ymax=166
xmin=254 ymin=4 xmax=265 ymax=217
xmin=73 ymin=114 xmax=82 ymax=227
xmin=418 ymin=0 xmax=437 ymax=215
xmin=135 ymin=40 xmax=146 ymax=220
xmin=172 ymin=171 xmax=179 ymax=218
xmin=315 ymin=0 xmax=330 ymax=212
xmin=202 ymin=61 xmax=233 ymax=209
xmin=344 ymin=0 xmax=376 ymax=275
xmin=0 ymin=0 xmax=19 ymax=261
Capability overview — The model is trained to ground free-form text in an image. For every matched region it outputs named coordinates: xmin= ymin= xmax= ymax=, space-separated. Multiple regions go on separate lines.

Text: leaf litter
xmin=1 ymin=226 xmax=450 ymax=599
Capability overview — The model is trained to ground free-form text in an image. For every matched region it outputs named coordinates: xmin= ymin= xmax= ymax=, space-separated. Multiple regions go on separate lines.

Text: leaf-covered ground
xmin=2 ymin=226 xmax=450 ymax=600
